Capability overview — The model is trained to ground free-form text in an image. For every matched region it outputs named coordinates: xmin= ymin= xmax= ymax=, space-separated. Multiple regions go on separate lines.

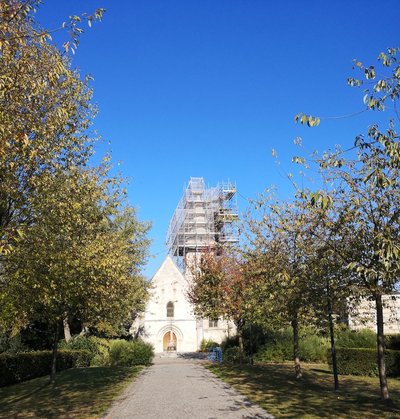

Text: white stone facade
xmin=134 ymin=256 xmax=234 ymax=353
xmin=348 ymin=294 xmax=400 ymax=334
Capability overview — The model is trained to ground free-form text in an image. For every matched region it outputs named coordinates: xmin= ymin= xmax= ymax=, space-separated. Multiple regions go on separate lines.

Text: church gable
xmin=152 ymin=255 xmax=187 ymax=289
xmin=146 ymin=255 xmax=193 ymax=322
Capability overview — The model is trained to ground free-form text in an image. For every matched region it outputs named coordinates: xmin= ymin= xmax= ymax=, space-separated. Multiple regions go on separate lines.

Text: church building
xmin=135 ymin=177 xmax=238 ymax=353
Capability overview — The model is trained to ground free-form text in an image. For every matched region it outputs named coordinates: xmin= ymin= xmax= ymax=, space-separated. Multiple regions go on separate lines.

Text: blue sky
xmin=37 ymin=0 xmax=400 ymax=277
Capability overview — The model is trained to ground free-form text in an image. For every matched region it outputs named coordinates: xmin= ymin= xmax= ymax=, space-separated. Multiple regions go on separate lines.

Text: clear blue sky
xmin=37 ymin=0 xmax=400 ymax=277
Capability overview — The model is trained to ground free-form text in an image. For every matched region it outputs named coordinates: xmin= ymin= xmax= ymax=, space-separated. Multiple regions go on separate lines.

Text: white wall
xmin=348 ymin=295 xmax=400 ymax=334
xmin=140 ymin=256 xmax=199 ymax=352
xmin=135 ymin=255 xmax=235 ymax=352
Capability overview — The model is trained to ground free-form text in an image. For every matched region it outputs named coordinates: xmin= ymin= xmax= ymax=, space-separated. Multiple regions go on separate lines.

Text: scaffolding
xmin=166 ymin=177 xmax=239 ymax=271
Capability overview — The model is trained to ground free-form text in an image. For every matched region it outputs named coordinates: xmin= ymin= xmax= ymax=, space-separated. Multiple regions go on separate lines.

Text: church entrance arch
xmin=163 ymin=331 xmax=177 ymax=351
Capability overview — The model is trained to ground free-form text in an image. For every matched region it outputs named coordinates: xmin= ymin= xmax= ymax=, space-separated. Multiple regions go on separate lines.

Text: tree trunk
xmin=79 ymin=325 xmax=88 ymax=336
xmin=249 ymin=323 xmax=254 ymax=365
xmin=327 ymin=280 xmax=339 ymax=390
xmin=50 ymin=322 xmax=60 ymax=384
xmin=291 ymin=315 xmax=302 ymax=379
xmin=63 ymin=317 xmax=71 ymax=342
xmin=238 ymin=328 xmax=244 ymax=364
xmin=375 ymin=292 xmax=389 ymax=400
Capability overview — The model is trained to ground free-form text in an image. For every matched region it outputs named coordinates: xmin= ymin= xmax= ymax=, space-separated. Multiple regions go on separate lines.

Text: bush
xmin=109 ymin=339 xmax=154 ymax=366
xmin=223 ymin=346 xmax=241 ymax=363
xmin=200 ymin=339 xmax=219 ymax=352
xmin=328 ymin=348 xmax=400 ymax=377
xmin=0 ymin=349 xmax=90 ymax=387
xmin=90 ymin=338 xmax=111 ymax=366
xmin=59 ymin=335 xmax=98 ymax=354
xmin=221 ymin=335 xmax=239 ymax=351
xmin=222 ymin=346 xmax=251 ymax=364
xmin=385 ymin=334 xmax=400 ymax=350
xmin=0 ymin=331 xmax=26 ymax=354
xmin=19 ymin=321 xmax=55 ymax=351
xmin=335 ymin=328 xmax=376 ymax=348
xmin=254 ymin=328 xmax=329 ymax=363
xmin=59 ymin=335 xmax=111 ymax=366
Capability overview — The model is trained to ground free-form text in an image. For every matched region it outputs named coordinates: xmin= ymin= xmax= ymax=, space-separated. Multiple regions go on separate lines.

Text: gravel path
xmin=104 ymin=356 xmax=273 ymax=419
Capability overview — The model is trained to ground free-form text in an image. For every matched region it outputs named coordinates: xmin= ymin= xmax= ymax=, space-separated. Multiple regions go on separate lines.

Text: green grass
xmin=0 ymin=366 xmax=143 ymax=418
xmin=207 ymin=362 xmax=400 ymax=418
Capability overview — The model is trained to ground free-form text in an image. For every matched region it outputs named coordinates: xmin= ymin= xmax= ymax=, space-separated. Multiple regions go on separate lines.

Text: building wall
xmin=348 ymin=295 xmax=400 ymax=334
xmin=135 ymin=256 xmax=234 ymax=352
xmin=196 ymin=318 xmax=236 ymax=346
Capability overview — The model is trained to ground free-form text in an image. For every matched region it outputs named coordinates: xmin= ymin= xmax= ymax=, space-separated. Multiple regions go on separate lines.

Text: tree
xmin=188 ymin=249 xmax=255 ymax=362
xmin=315 ymin=136 xmax=399 ymax=399
xmin=296 ymin=48 xmax=400 ymax=399
xmin=1 ymin=165 xmax=150 ymax=382
xmin=0 ymin=0 xmax=103 ymax=255
xmin=246 ymin=195 xmax=318 ymax=379
xmin=305 ymin=224 xmax=352 ymax=391
xmin=0 ymin=1 xmax=150 ymax=383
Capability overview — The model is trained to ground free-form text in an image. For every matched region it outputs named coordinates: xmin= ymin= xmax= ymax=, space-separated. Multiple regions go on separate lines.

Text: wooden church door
xmin=163 ymin=331 xmax=177 ymax=351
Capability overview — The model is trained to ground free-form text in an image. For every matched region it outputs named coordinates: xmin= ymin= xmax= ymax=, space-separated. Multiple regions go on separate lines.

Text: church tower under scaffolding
xmin=166 ymin=177 xmax=239 ymax=272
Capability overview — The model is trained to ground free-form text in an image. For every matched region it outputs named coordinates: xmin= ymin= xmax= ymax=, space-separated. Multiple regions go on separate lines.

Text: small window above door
xmin=167 ymin=301 xmax=174 ymax=317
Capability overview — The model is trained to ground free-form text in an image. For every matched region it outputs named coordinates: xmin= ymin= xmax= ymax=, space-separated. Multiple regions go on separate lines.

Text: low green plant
xmin=0 ymin=331 xmax=26 ymax=354
xmin=254 ymin=328 xmax=329 ymax=363
xmin=90 ymin=338 xmax=111 ymax=366
xmin=0 ymin=350 xmax=90 ymax=387
xmin=223 ymin=346 xmax=241 ymax=363
xmin=200 ymin=339 xmax=219 ymax=352
xmin=109 ymin=339 xmax=154 ymax=366
xmin=335 ymin=327 xmax=376 ymax=348
xmin=385 ymin=334 xmax=400 ymax=350
xmin=223 ymin=346 xmax=251 ymax=364
xmin=328 ymin=347 xmax=400 ymax=377
xmin=221 ymin=335 xmax=239 ymax=350
xmin=60 ymin=335 xmax=111 ymax=366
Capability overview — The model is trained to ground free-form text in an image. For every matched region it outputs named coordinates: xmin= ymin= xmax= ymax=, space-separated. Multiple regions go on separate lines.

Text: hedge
xmin=109 ymin=339 xmax=154 ymax=366
xmin=0 ymin=349 xmax=91 ymax=387
xmin=328 ymin=347 xmax=400 ymax=377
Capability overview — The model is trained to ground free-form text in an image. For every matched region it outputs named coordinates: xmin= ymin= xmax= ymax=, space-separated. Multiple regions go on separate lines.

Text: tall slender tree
xmin=246 ymin=195 xmax=317 ymax=378
xmin=296 ymin=48 xmax=400 ymax=399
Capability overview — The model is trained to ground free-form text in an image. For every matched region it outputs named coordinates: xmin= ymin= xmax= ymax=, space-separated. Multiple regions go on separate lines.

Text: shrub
xmin=385 ymin=334 xmax=400 ymax=350
xmin=335 ymin=328 xmax=376 ymax=348
xmin=328 ymin=348 xmax=400 ymax=377
xmin=221 ymin=335 xmax=239 ymax=351
xmin=90 ymin=338 xmax=111 ymax=366
xmin=0 ymin=350 xmax=90 ymax=387
xmin=223 ymin=346 xmax=241 ymax=363
xmin=59 ymin=335 xmax=111 ymax=366
xmin=109 ymin=339 xmax=154 ymax=366
xmin=222 ymin=346 xmax=251 ymax=364
xmin=254 ymin=328 xmax=329 ymax=363
xmin=19 ymin=321 xmax=55 ymax=350
xmin=200 ymin=339 xmax=219 ymax=352
xmin=59 ymin=335 xmax=98 ymax=354
xmin=0 ymin=331 xmax=26 ymax=354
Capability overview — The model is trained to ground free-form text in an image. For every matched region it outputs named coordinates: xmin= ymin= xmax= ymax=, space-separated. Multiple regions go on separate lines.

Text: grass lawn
xmin=0 ymin=365 xmax=143 ymax=418
xmin=207 ymin=362 xmax=400 ymax=418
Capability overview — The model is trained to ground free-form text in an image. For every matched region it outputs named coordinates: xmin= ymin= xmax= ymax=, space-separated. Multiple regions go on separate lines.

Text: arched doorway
xmin=163 ymin=331 xmax=177 ymax=351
